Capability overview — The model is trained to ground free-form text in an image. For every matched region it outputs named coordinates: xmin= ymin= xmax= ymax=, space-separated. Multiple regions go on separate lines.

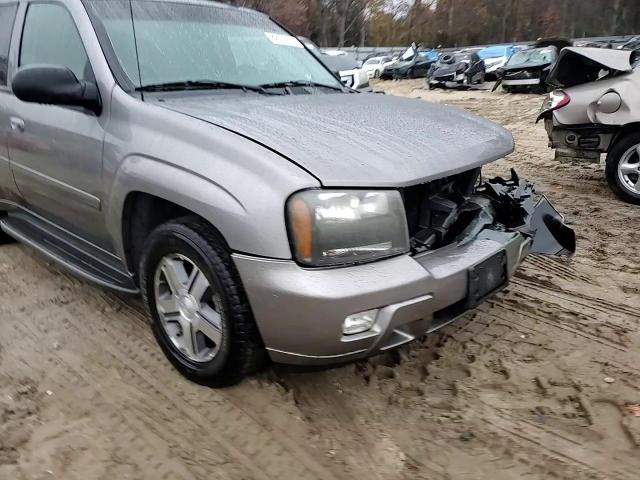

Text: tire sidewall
xmin=140 ymin=225 xmax=233 ymax=380
xmin=606 ymin=132 xmax=640 ymax=204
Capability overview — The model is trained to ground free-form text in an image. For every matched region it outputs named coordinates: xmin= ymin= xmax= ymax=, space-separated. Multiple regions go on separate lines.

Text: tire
xmin=605 ymin=132 xmax=640 ymax=204
xmin=0 ymin=215 xmax=15 ymax=245
xmin=374 ymin=69 xmax=380 ymax=79
xmin=140 ymin=216 xmax=266 ymax=387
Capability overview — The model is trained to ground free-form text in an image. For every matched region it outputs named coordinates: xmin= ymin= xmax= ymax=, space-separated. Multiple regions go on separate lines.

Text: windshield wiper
xmin=258 ymin=80 xmax=346 ymax=92
xmin=135 ymin=80 xmax=283 ymax=95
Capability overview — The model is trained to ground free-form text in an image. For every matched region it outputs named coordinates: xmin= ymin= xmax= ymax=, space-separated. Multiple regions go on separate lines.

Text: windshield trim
xmin=81 ymin=0 xmax=344 ymax=95
xmin=81 ymin=0 xmax=138 ymax=92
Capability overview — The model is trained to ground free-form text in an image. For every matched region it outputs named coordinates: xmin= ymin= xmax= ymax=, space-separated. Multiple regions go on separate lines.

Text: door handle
xmin=10 ymin=117 xmax=25 ymax=132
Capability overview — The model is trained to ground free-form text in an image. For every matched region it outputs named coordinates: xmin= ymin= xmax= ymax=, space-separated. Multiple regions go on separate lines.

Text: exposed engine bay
xmin=403 ymin=168 xmax=576 ymax=256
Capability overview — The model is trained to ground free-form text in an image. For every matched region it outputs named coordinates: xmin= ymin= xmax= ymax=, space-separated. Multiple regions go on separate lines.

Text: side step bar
xmin=0 ymin=213 xmax=139 ymax=294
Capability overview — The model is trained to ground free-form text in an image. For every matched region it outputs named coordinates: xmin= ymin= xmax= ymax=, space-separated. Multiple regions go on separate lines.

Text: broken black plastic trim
xmin=478 ymin=169 xmax=576 ymax=255
xmin=409 ymin=169 xmax=576 ymax=256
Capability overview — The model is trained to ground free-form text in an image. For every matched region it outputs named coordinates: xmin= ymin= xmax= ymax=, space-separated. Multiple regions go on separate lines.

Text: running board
xmin=0 ymin=214 xmax=139 ymax=294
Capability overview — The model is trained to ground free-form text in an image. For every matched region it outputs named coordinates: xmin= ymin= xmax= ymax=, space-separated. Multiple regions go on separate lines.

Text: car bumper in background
xmin=429 ymin=73 xmax=465 ymax=88
xmin=503 ymin=78 xmax=541 ymax=86
xmin=543 ymin=117 xmax=615 ymax=162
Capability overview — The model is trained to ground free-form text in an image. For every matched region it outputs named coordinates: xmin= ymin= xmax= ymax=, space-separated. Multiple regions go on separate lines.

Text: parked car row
xmin=295 ymin=35 xmax=640 ymax=95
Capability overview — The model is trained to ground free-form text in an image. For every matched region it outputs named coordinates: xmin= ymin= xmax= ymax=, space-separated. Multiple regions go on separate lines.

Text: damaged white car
xmin=539 ymin=47 xmax=640 ymax=204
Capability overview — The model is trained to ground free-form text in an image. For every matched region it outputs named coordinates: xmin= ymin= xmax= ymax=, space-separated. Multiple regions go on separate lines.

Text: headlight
xmin=287 ymin=190 xmax=409 ymax=267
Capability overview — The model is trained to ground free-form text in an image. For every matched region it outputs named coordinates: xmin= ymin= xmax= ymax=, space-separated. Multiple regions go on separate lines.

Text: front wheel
xmin=606 ymin=132 xmax=640 ymax=204
xmin=0 ymin=216 xmax=15 ymax=245
xmin=140 ymin=217 xmax=266 ymax=386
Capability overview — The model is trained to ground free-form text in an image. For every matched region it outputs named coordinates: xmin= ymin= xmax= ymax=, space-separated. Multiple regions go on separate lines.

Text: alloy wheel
xmin=618 ymin=144 xmax=640 ymax=195
xmin=154 ymin=254 xmax=224 ymax=363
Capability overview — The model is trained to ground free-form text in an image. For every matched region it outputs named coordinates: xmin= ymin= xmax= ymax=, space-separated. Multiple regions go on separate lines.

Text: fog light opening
xmin=342 ymin=309 xmax=379 ymax=335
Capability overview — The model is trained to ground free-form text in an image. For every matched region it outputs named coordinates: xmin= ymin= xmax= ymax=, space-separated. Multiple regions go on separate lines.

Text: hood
xmin=154 ymin=93 xmax=514 ymax=187
xmin=433 ymin=62 xmax=465 ymax=76
xmin=547 ymin=47 xmax=636 ymax=88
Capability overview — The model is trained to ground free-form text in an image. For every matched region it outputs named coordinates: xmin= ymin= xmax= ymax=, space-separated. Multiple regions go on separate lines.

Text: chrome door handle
xmin=10 ymin=117 xmax=25 ymax=132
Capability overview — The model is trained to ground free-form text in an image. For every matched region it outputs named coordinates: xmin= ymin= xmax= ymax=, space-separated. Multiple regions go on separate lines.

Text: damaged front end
xmin=404 ymin=168 xmax=576 ymax=258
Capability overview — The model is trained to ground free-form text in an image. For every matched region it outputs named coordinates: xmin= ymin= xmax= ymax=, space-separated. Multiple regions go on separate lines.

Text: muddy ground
xmin=1 ymin=80 xmax=639 ymax=480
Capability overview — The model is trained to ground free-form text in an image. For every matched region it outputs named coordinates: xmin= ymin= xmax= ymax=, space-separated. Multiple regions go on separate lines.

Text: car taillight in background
xmin=536 ymin=89 xmax=570 ymax=122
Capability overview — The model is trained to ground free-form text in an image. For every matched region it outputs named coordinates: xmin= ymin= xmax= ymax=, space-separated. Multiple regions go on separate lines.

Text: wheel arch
xmin=608 ymin=122 xmax=640 ymax=153
xmin=107 ymin=155 xmax=262 ymax=278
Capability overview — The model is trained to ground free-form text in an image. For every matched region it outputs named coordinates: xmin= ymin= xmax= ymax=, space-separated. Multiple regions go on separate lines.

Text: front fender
xmin=106 ymin=154 xmax=308 ymax=263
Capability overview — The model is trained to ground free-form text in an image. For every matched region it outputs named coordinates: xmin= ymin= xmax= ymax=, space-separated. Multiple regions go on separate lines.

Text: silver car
xmin=539 ymin=47 xmax=640 ymax=204
xmin=0 ymin=0 xmax=574 ymax=386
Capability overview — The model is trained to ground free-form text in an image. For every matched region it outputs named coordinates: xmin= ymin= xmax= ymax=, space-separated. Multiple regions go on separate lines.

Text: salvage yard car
xmin=362 ymin=55 xmax=394 ymax=79
xmin=0 ymin=0 xmax=575 ymax=386
xmin=428 ymin=51 xmax=486 ymax=89
xmin=493 ymin=46 xmax=558 ymax=93
xmin=538 ymin=47 xmax=640 ymax=204
xmin=380 ymin=44 xmax=437 ymax=79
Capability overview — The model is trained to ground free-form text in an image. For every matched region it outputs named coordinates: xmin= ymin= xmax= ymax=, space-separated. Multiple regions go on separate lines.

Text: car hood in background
xmin=156 ymin=93 xmax=514 ymax=187
xmin=432 ymin=62 xmax=465 ymax=77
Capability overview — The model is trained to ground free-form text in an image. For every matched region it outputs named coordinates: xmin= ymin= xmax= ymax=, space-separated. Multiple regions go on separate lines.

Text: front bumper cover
xmin=234 ymin=171 xmax=575 ymax=365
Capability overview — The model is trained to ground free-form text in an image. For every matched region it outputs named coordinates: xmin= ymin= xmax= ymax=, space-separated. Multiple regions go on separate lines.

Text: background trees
xmin=230 ymin=0 xmax=640 ymax=47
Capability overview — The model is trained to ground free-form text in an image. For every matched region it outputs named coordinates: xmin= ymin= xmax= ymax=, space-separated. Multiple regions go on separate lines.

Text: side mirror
xmin=12 ymin=65 xmax=101 ymax=115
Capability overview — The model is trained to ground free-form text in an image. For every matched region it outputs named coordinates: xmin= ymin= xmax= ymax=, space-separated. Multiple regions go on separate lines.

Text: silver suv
xmin=0 ymin=0 xmax=575 ymax=386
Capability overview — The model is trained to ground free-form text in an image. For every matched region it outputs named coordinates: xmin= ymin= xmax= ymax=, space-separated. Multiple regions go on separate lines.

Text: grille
xmin=401 ymin=168 xmax=482 ymax=253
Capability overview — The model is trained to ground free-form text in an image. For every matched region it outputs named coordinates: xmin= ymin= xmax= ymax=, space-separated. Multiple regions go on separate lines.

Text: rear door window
xmin=0 ymin=3 xmax=18 ymax=86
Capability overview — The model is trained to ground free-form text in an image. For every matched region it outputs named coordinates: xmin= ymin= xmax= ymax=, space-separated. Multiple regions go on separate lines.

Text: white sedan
xmin=362 ymin=56 xmax=394 ymax=79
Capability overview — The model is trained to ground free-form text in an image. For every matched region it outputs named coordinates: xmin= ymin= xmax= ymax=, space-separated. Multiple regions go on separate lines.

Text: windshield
xmin=507 ymin=48 xmax=556 ymax=66
xmin=84 ymin=0 xmax=341 ymax=90
xmin=364 ymin=58 xmax=380 ymax=65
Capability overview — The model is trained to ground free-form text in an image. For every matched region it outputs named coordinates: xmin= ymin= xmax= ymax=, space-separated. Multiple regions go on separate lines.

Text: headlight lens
xmin=288 ymin=190 xmax=409 ymax=267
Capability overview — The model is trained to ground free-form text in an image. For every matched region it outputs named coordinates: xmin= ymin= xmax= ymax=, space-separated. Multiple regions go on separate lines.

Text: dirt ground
xmin=1 ymin=80 xmax=639 ymax=480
